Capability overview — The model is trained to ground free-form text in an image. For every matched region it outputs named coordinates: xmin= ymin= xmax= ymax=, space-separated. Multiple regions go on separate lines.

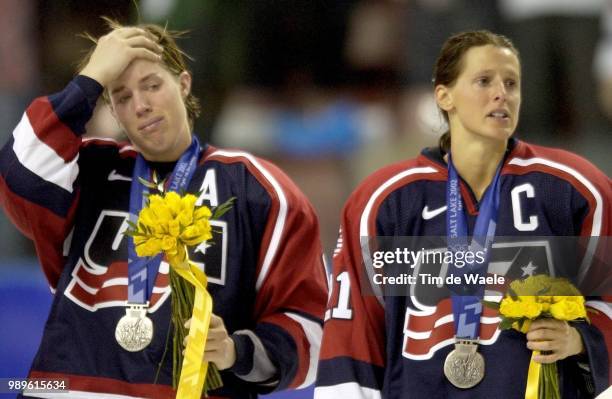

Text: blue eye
xmin=476 ymin=77 xmax=489 ymax=86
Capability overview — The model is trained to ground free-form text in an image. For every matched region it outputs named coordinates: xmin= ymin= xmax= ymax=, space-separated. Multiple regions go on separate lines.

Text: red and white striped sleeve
xmin=0 ymin=76 xmax=102 ymax=288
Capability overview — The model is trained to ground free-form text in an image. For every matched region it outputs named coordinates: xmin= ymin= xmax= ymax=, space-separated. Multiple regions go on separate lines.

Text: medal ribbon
xmin=446 ymin=153 xmax=502 ymax=339
xmin=172 ymin=256 xmax=213 ymax=399
xmin=127 ymin=136 xmax=201 ymax=304
xmin=129 ymin=136 xmax=214 ymax=398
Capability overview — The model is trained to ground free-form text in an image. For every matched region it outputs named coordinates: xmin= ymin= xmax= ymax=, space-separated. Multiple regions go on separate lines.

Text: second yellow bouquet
xmin=485 ymin=274 xmax=589 ymax=399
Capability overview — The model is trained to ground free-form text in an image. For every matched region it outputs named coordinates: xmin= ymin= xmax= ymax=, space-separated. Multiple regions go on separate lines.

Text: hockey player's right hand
xmin=80 ymin=27 xmax=163 ymax=87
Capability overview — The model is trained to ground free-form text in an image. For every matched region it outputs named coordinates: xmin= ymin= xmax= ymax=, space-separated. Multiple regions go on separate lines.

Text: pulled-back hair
xmin=78 ymin=17 xmax=201 ymax=126
xmin=433 ymin=30 xmax=519 ymax=151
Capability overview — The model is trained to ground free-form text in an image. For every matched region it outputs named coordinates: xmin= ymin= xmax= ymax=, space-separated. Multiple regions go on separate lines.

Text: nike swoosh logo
xmin=108 ymin=170 xmax=132 ymax=182
xmin=422 ymin=205 xmax=447 ymax=220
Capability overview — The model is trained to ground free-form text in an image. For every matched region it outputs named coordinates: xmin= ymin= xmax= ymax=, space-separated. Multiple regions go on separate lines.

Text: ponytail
xmin=439 ymin=131 xmax=450 ymax=152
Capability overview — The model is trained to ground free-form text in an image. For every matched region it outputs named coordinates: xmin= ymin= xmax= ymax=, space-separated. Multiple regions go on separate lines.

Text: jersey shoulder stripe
xmin=1 ymin=136 xmax=74 ymax=217
xmin=342 ymin=156 xmax=444 ymax=230
xmin=13 ymin=111 xmax=79 ymax=193
xmin=206 ymin=148 xmax=288 ymax=291
xmin=507 ymin=141 xmax=610 ymax=236
xmin=26 ymin=97 xmax=81 ymax=162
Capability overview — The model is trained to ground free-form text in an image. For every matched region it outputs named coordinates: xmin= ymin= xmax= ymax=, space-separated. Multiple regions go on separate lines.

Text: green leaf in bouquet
xmin=482 ymin=300 xmax=500 ymax=310
xmin=138 ymin=176 xmax=159 ymax=190
xmin=536 ymin=285 xmax=551 ymax=295
xmin=498 ymin=317 xmax=515 ymax=330
xmin=212 ymin=197 xmax=236 ymax=219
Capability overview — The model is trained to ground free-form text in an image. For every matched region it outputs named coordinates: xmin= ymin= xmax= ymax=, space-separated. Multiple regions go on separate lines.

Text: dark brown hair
xmin=433 ymin=30 xmax=519 ymax=151
xmin=78 ymin=17 xmax=201 ymax=126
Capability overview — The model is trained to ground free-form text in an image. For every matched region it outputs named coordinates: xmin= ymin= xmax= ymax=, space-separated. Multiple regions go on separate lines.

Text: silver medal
xmin=443 ymin=339 xmax=485 ymax=389
xmin=115 ymin=303 xmax=154 ymax=352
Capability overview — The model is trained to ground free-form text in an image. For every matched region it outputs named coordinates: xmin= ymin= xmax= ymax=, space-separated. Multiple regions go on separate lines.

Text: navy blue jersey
xmin=0 ymin=76 xmax=328 ymax=399
xmin=315 ymin=141 xmax=611 ymax=398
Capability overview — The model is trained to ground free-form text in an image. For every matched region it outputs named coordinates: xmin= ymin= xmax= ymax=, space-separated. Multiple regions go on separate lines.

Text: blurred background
xmin=0 ymin=0 xmax=611 ymax=398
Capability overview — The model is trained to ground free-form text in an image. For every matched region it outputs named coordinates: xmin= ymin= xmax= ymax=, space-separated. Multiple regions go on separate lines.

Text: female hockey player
xmin=0 ymin=20 xmax=327 ymax=398
xmin=315 ymin=30 xmax=610 ymax=398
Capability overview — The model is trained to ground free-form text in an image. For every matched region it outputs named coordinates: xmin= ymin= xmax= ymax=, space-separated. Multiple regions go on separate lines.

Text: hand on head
xmin=80 ymin=27 xmax=163 ymax=87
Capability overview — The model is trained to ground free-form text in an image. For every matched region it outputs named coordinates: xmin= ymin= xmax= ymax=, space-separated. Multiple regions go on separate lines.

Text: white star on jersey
xmin=521 ymin=261 xmax=537 ymax=277
xmin=195 ymin=241 xmax=212 ymax=255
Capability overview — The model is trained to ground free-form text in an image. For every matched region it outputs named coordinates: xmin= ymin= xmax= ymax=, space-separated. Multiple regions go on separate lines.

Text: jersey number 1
xmin=329 ymin=271 xmax=353 ymax=320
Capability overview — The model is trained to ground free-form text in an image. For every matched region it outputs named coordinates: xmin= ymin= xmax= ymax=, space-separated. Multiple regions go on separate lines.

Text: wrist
xmin=221 ymin=336 xmax=237 ymax=370
xmin=80 ymin=67 xmax=107 ymax=88
xmin=570 ymin=326 xmax=585 ymax=356
xmin=227 ymin=333 xmax=254 ymax=375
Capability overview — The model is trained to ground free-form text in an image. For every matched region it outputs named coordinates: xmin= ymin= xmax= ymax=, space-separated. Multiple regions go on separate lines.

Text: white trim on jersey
xmin=401 ymin=304 xmax=501 ymax=360
xmin=119 ymin=145 xmax=135 ymax=153
xmin=403 ymin=314 xmax=454 ymax=339
xmin=232 ymin=329 xmax=278 ymax=383
xmin=63 ymin=257 xmax=170 ymax=313
xmin=596 ymin=385 xmax=612 ymax=399
xmin=314 ymin=382 xmax=382 ymax=399
xmin=507 ymin=157 xmax=603 ymax=236
xmin=81 ymin=137 xmax=119 ymax=144
xmin=585 ymin=300 xmax=612 ymax=319
xmin=508 ymin=157 xmax=605 ymax=287
xmin=285 ymin=312 xmax=323 ymax=389
xmin=208 ymin=150 xmax=288 ymax=291
xmin=400 ymin=329 xmax=503 ymax=361
xmin=359 ymin=166 xmax=438 ymax=304
xmin=12 ymin=113 xmax=79 ymax=193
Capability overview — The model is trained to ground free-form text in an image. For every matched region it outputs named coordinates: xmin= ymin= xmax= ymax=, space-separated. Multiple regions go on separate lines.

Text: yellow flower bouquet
xmin=125 ymin=181 xmax=234 ymax=397
xmin=484 ymin=274 xmax=589 ymax=399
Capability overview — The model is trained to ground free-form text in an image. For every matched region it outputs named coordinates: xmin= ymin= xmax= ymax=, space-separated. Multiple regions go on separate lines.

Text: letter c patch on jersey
xmin=511 ymin=183 xmax=539 ymax=231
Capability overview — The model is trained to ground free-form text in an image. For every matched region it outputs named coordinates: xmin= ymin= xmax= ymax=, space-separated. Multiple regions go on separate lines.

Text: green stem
xmin=154 ymin=315 xmax=173 ymax=384
xmin=539 ymin=362 xmax=560 ymax=399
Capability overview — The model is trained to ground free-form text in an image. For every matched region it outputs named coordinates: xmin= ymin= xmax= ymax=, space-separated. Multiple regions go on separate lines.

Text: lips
xmin=138 ymin=116 xmax=164 ymax=132
xmin=487 ymin=109 xmax=510 ymax=120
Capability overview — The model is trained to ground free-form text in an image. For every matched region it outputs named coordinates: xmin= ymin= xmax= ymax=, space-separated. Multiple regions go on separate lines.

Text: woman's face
xmin=436 ymin=44 xmax=521 ymax=144
xmin=108 ymin=59 xmax=192 ymax=162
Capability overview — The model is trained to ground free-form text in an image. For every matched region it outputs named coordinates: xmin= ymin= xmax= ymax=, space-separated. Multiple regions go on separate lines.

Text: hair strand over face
xmin=77 ymin=17 xmax=201 ymax=127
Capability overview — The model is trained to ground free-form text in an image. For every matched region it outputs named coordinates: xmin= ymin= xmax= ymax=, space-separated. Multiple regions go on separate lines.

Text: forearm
xmin=571 ymin=319 xmax=610 ymax=395
xmin=229 ymin=329 xmax=279 ymax=389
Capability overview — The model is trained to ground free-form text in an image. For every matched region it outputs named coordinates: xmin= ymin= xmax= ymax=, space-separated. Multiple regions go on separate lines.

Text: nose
xmin=493 ymin=81 xmax=507 ymax=102
xmin=134 ymin=92 xmax=152 ymax=117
